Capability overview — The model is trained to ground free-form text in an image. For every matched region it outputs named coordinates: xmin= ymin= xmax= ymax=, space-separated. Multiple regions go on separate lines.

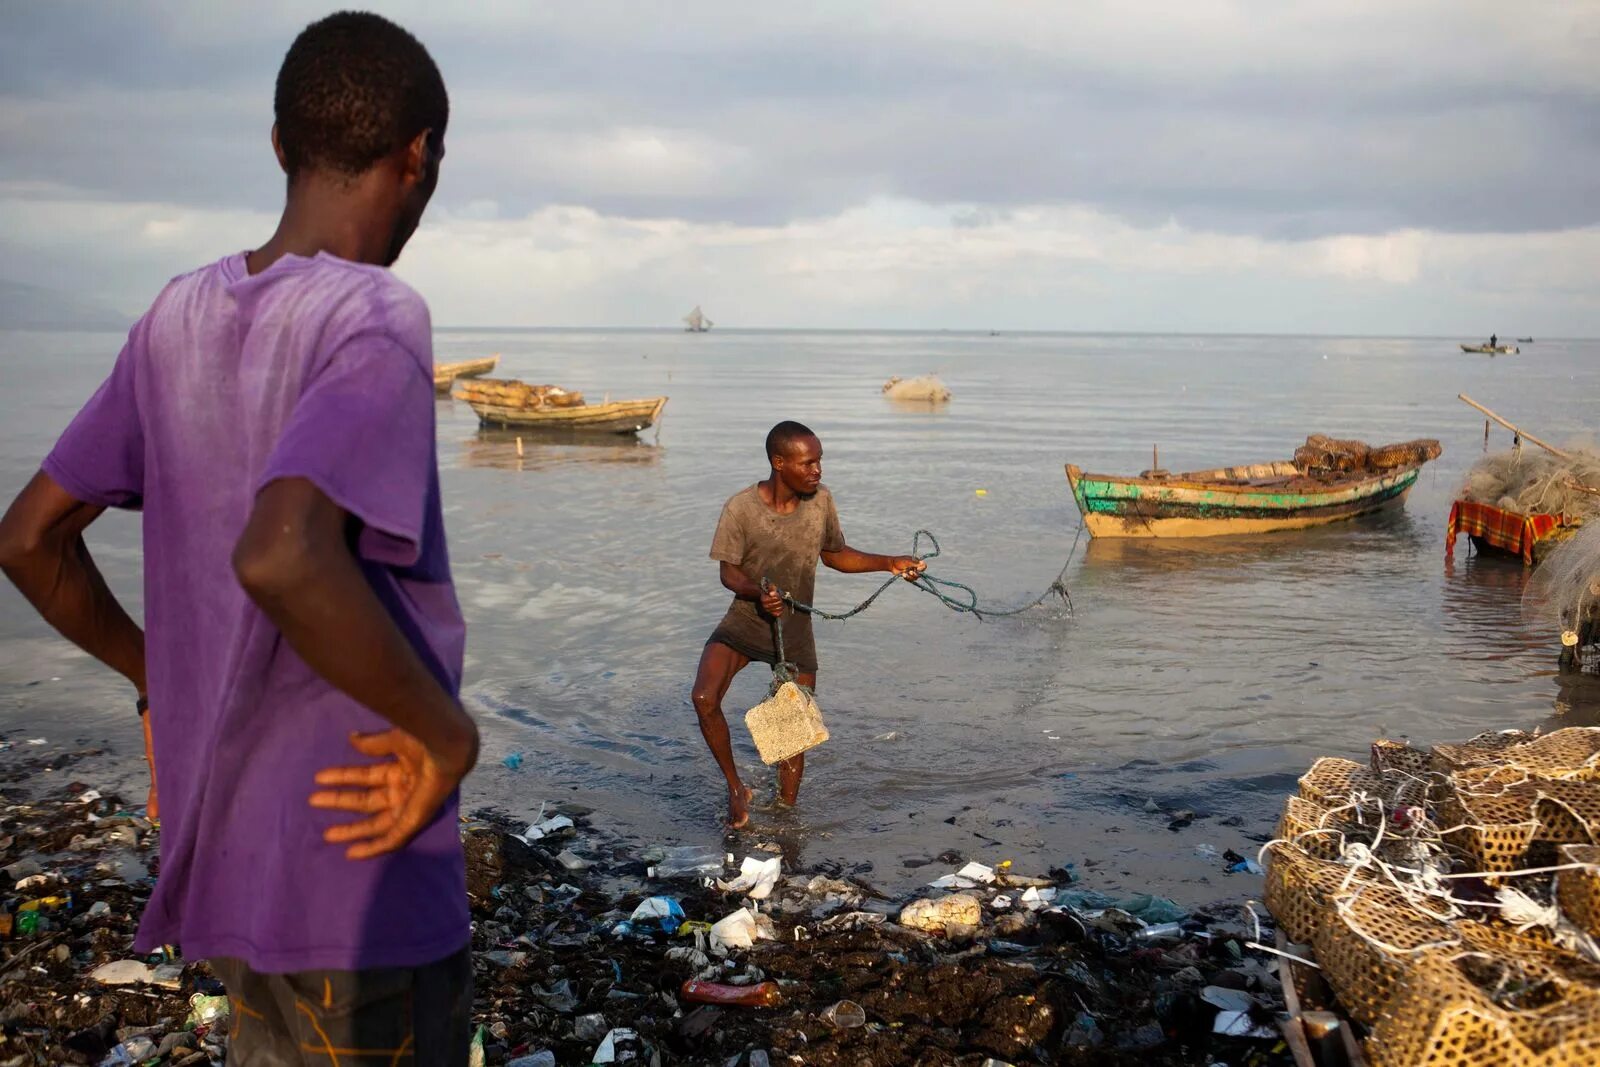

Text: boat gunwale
xmin=1065 ymin=461 xmax=1422 ymax=500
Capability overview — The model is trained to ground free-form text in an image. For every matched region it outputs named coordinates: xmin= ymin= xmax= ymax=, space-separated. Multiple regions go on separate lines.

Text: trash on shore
xmin=716 ymin=855 xmax=782 ymax=899
xmin=679 ymin=979 xmax=782 ymax=1007
xmin=2 ymin=742 xmax=1300 ymax=1066
xmin=1265 ymin=725 xmax=1600 ymax=1066
xmin=882 ymin=375 xmax=952 ymax=403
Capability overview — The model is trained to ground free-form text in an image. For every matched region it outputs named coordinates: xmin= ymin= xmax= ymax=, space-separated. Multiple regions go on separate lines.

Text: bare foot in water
xmin=727 ymin=785 xmax=755 ymax=829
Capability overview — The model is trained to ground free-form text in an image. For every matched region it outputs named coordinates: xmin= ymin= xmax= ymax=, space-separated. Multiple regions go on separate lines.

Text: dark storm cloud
xmin=2 ymin=1 xmax=1596 ymax=238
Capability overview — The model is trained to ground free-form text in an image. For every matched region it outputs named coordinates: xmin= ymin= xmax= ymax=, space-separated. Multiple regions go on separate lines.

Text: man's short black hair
xmin=274 ymin=11 xmax=448 ymax=179
xmin=766 ymin=421 xmax=818 ymax=462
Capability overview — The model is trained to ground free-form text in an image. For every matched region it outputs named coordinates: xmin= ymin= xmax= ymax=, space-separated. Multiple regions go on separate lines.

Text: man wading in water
xmin=0 ymin=13 xmax=478 ymax=1063
xmin=693 ymin=421 xmax=926 ymax=827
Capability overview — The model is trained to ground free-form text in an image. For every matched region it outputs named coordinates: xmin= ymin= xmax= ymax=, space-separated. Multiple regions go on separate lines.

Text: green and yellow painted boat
xmin=1066 ymin=458 xmax=1426 ymax=539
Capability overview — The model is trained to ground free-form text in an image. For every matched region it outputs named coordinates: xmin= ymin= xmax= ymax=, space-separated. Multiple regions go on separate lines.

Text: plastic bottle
xmin=679 ymin=980 xmax=782 ymax=1007
xmin=646 ymin=846 xmax=729 ymax=879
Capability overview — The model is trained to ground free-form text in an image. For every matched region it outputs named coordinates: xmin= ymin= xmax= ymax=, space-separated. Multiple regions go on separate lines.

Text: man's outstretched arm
xmin=820 ymin=544 xmax=925 ymax=578
xmin=233 ymin=476 xmax=478 ymax=858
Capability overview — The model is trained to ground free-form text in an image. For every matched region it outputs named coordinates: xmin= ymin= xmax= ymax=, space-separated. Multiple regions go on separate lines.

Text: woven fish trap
xmin=1275 ymin=796 xmax=1350 ymax=860
xmin=456 ymin=379 xmax=585 ymax=410
xmin=1455 ymin=920 xmax=1600 ymax=993
xmin=1365 ymin=952 xmax=1600 ymax=1067
xmin=1438 ymin=769 xmax=1599 ymax=873
xmin=744 ymin=681 xmax=829 ymax=766
xmin=1431 ymin=731 xmax=1540 ymax=776
xmin=1299 ymin=755 xmax=1432 ymax=817
xmin=1300 ymin=757 xmax=1391 ymax=810
xmin=1439 ymin=767 xmax=1545 ymax=873
xmin=1368 ymin=439 xmax=1444 ymax=471
xmin=1295 ymin=434 xmax=1374 ymax=473
xmin=1506 ymin=729 xmax=1600 ymax=781
xmin=1265 ymin=842 xmax=1375 ymax=944
xmin=1529 ymin=780 xmax=1600 ymax=853
xmin=1311 ymin=884 xmax=1462 ymax=1027
xmin=1555 ymin=843 xmax=1600 ymax=939
xmin=1374 ymin=738 xmax=1432 ymax=777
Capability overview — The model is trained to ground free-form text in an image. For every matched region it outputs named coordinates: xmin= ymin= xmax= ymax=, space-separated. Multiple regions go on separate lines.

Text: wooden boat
xmin=683 ymin=305 xmax=713 ymax=333
xmin=465 ymin=395 xmax=668 ymax=435
xmin=1460 ymin=343 xmax=1519 ymax=355
xmin=1066 ymin=459 xmax=1425 ymax=539
xmin=1517 ymin=337 xmax=1534 ymax=344
xmin=434 ymin=356 xmax=499 ymax=393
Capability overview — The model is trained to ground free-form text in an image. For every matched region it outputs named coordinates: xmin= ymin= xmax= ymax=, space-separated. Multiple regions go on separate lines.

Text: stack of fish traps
xmin=1265 ymin=727 xmax=1600 ymax=1065
xmin=1292 ymin=434 xmax=1443 ymax=476
xmin=454 ymin=378 xmax=586 ymax=409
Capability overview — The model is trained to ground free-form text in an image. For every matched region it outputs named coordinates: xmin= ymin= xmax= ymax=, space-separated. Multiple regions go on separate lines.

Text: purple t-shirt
xmin=44 ymin=251 xmax=469 ymax=973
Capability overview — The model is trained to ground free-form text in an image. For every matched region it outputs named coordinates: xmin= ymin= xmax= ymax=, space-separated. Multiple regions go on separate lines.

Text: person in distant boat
xmin=691 ymin=421 xmax=925 ymax=828
xmin=1490 ymin=333 xmax=1498 ymax=349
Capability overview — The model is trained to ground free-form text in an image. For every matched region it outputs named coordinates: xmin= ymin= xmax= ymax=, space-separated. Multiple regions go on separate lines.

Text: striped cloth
xmin=1446 ymin=499 xmax=1565 ymax=565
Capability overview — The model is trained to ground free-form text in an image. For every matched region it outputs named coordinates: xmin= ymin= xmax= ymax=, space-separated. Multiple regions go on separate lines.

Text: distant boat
xmin=1460 ymin=343 xmax=1519 ymax=355
xmin=433 ymin=355 xmax=499 ymax=394
xmin=467 ymin=396 xmax=667 ymax=435
xmin=683 ymin=306 xmax=713 ymax=333
xmin=1517 ymin=337 xmax=1535 ymax=343
xmin=456 ymin=378 xmax=667 ymax=436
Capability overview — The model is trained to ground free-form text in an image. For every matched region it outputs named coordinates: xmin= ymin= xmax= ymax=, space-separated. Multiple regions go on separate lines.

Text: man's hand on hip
xmin=309 ymin=719 xmax=479 ymax=860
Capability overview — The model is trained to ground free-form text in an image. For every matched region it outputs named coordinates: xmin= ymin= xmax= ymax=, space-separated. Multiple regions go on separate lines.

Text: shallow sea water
xmin=3 ymin=327 xmax=1597 ymax=898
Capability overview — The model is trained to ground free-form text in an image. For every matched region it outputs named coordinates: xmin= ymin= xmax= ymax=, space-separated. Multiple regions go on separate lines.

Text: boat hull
xmin=434 ymin=356 xmax=500 ymax=393
xmin=1459 ymin=344 xmax=1518 ymax=355
xmin=1066 ymin=463 xmax=1420 ymax=539
xmin=466 ymin=397 xmax=667 ymax=435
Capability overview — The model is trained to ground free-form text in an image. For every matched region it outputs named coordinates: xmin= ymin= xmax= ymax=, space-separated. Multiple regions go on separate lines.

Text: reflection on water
xmin=458 ymin=426 xmax=662 ymax=472
xmin=1553 ymin=672 xmax=1600 ymax=727
xmin=4 ymin=328 xmax=1599 ymax=900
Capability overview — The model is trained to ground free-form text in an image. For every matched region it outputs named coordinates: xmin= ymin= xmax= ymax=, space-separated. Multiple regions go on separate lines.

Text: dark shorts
xmin=709 ymin=618 xmax=819 ymax=675
xmin=213 ymin=945 xmax=472 ymax=1066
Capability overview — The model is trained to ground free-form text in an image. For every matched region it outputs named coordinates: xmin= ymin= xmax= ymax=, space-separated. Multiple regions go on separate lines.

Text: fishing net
xmin=1264 ymin=727 xmax=1600 ymax=1065
xmin=1292 ymin=434 xmax=1442 ymax=476
xmin=1463 ymin=446 xmax=1600 ymax=521
xmin=1524 ymin=523 xmax=1600 ymax=653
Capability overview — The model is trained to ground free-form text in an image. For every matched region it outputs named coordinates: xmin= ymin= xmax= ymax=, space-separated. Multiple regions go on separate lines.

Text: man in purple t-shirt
xmin=0 ymin=13 xmax=479 ymax=1064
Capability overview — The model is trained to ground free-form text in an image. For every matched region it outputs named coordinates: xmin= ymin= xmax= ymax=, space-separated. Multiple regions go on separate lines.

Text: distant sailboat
xmin=683 ymin=305 xmax=713 ymax=333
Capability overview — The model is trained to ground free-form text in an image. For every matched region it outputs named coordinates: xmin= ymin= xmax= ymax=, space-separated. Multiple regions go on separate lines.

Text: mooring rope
xmin=761 ymin=524 xmax=1084 ymax=686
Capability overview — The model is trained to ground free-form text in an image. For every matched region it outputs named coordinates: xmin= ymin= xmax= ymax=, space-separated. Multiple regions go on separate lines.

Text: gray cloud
xmin=2 ymin=1 xmax=1597 ymax=240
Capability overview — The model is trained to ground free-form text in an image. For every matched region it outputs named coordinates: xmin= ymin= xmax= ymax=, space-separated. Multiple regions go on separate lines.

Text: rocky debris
xmin=3 ymin=740 xmax=1295 ymax=1065
xmin=0 ymin=742 xmax=229 ymax=1066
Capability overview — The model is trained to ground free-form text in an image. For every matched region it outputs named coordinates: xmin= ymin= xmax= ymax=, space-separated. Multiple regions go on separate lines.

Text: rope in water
xmin=783 ymin=526 xmax=1082 ymax=621
xmin=762 ymin=524 xmax=1085 ymax=685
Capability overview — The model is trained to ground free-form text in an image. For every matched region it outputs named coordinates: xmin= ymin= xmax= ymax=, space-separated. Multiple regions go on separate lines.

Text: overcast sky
xmin=3 ymin=1 xmax=1598 ymax=333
